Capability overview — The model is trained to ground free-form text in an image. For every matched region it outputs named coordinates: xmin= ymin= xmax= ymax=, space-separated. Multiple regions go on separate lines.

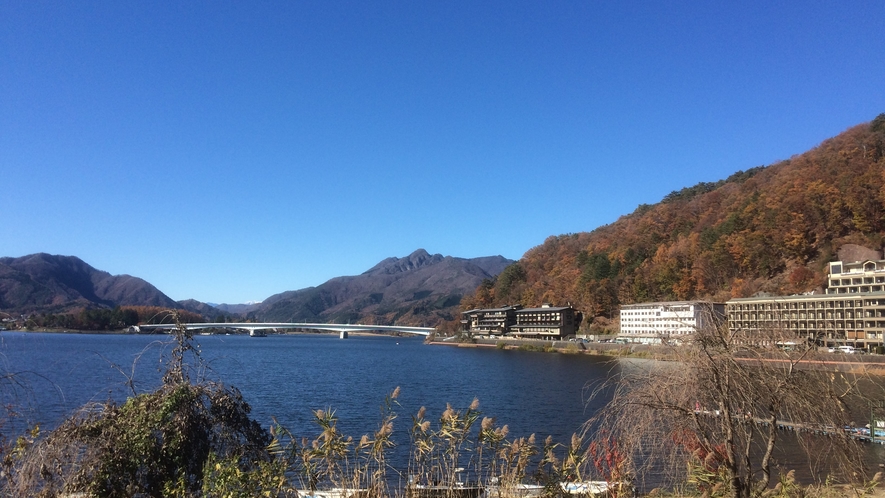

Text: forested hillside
xmin=461 ymin=114 xmax=885 ymax=328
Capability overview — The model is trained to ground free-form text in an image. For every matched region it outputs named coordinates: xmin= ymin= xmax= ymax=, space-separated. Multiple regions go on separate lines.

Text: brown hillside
xmin=462 ymin=114 xmax=885 ymax=323
xmin=0 ymin=253 xmax=180 ymax=314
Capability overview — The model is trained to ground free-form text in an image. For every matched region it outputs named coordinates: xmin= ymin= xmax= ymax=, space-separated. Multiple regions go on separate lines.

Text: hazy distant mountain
xmin=209 ymin=302 xmax=263 ymax=315
xmin=0 ymin=253 xmax=179 ymax=314
xmin=0 ymin=250 xmax=514 ymax=324
xmin=255 ymin=249 xmax=514 ymax=326
xmin=177 ymin=299 xmax=220 ymax=317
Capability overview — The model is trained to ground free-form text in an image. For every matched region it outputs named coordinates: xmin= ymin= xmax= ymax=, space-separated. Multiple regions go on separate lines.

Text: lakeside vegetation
xmin=7 ymin=306 xmax=206 ymax=332
xmin=3 ymin=313 xmax=885 ymax=497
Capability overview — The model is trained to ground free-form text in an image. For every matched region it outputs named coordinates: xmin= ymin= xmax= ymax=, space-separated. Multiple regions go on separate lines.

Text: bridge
xmin=135 ymin=322 xmax=435 ymax=337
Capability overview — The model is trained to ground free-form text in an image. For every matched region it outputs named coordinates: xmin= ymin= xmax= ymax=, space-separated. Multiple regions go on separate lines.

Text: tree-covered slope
xmin=463 ymin=114 xmax=885 ymax=322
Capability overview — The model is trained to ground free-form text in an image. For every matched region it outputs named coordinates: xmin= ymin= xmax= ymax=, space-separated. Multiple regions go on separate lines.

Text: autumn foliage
xmin=462 ymin=114 xmax=885 ymax=323
xmin=24 ymin=306 xmax=205 ymax=331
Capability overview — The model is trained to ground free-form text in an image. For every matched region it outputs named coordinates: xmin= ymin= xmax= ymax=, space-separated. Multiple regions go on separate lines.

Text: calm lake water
xmin=3 ymin=331 xmax=883 ymax=489
xmin=0 ymin=332 xmax=615 ymax=450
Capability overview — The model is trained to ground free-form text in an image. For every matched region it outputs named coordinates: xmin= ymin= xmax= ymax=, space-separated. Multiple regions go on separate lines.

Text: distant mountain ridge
xmin=0 ymin=253 xmax=179 ymax=314
xmin=364 ymin=250 xmax=444 ymax=274
xmin=255 ymin=249 xmax=514 ymax=326
xmin=210 ymin=302 xmax=263 ymax=315
xmin=0 ymin=250 xmax=514 ymax=326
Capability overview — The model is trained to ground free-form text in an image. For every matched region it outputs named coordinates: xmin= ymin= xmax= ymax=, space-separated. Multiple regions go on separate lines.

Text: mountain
xmin=461 ymin=113 xmax=885 ymax=322
xmin=209 ymin=302 xmax=263 ymax=315
xmin=0 ymin=249 xmax=513 ymax=325
xmin=0 ymin=253 xmax=179 ymax=314
xmin=254 ymin=249 xmax=514 ymax=326
xmin=176 ymin=299 xmax=220 ymax=317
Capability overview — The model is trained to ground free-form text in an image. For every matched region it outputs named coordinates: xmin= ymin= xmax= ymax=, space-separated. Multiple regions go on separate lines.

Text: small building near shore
xmin=510 ymin=305 xmax=580 ymax=339
xmin=461 ymin=304 xmax=581 ymax=339
xmin=460 ymin=306 xmax=520 ymax=337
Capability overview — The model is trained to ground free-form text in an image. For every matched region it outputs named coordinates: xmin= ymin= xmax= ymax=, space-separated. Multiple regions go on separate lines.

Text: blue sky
xmin=2 ymin=1 xmax=884 ymax=304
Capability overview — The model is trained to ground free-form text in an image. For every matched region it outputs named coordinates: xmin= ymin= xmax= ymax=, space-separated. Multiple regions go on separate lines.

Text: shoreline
xmin=10 ymin=329 xmax=885 ymax=374
xmin=2 ymin=328 xmax=414 ymax=339
xmin=428 ymin=337 xmax=885 ymax=374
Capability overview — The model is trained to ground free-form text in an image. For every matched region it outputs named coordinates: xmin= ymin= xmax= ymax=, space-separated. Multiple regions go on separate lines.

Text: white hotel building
xmin=619 ymin=301 xmax=726 ymax=344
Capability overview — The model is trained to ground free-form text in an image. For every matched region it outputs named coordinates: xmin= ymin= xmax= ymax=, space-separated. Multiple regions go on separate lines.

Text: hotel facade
xmin=727 ymin=260 xmax=885 ymax=349
xmin=619 ymin=301 xmax=726 ymax=344
xmin=461 ymin=304 xmax=580 ymax=339
xmin=616 ymin=259 xmax=885 ymax=350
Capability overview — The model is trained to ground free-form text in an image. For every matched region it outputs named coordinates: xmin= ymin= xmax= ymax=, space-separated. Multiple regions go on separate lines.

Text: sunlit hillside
xmin=461 ymin=114 xmax=885 ymax=328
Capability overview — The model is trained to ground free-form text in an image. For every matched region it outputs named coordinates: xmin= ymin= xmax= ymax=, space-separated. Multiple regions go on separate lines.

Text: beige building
xmin=727 ymin=259 xmax=885 ymax=349
xmin=826 ymin=259 xmax=885 ymax=294
xmin=727 ymin=293 xmax=885 ymax=349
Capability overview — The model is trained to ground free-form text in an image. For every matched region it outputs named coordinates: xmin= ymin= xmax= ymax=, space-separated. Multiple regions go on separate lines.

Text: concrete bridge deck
xmin=136 ymin=322 xmax=434 ymax=336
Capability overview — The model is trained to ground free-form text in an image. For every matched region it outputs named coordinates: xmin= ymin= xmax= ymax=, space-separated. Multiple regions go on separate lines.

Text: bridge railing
xmin=136 ymin=322 xmax=434 ymax=336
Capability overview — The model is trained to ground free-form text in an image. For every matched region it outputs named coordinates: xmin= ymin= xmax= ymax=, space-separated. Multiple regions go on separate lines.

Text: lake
xmin=0 ymin=332 xmax=614 ymax=454
xmin=2 ymin=331 xmax=882 ymax=490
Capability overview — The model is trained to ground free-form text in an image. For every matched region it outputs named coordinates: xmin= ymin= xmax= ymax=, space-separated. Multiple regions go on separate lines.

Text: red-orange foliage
xmin=463 ymin=115 xmax=885 ymax=322
xmin=587 ymin=437 xmax=630 ymax=493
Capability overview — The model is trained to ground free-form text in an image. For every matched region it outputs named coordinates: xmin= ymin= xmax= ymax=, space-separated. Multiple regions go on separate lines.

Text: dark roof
xmin=462 ymin=305 xmax=523 ymax=314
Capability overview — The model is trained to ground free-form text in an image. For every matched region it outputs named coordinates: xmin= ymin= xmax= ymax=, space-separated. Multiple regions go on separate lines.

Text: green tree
xmin=494 ymin=263 xmax=527 ymax=301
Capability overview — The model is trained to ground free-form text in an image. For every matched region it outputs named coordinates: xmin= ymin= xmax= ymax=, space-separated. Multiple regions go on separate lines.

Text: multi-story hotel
xmin=619 ymin=301 xmax=725 ymax=344
xmin=727 ymin=259 xmax=885 ymax=349
xmin=509 ymin=305 xmax=579 ymax=339
xmin=461 ymin=304 xmax=580 ymax=339
xmin=460 ymin=306 xmax=519 ymax=336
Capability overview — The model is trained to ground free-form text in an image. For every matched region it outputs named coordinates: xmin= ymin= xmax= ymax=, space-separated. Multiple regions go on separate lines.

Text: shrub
xmin=563 ymin=342 xmax=582 ymax=354
xmin=6 ymin=311 xmax=273 ymax=497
